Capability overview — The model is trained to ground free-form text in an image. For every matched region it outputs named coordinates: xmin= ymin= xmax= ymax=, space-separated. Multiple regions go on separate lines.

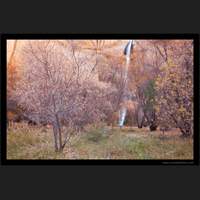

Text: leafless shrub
xmin=14 ymin=40 xmax=116 ymax=151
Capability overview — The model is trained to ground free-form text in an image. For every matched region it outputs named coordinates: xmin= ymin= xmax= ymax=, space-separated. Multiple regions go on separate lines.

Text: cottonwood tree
xmin=128 ymin=42 xmax=159 ymax=130
xmin=14 ymin=40 xmax=113 ymax=151
xmin=129 ymin=40 xmax=193 ymax=134
xmin=155 ymin=40 xmax=193 ymax=137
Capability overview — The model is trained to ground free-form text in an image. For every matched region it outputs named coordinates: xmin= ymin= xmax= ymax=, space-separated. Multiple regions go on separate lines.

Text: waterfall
xmin=118 ymin=40 xmax=134 ymax=128
xmin=119 ymin=107 xmax=127 ymax=127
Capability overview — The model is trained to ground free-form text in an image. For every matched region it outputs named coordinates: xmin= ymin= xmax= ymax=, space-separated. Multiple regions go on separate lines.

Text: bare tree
xmin=14 ymin=40 xmax=115 ymax=151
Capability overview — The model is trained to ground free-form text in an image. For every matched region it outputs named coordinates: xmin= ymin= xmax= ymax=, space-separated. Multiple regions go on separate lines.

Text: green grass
xmin=7 ymin=124 xmax=193 ymax=160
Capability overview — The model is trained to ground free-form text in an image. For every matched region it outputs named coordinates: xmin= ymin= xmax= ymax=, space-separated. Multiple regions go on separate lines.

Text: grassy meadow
xmin=7 ymin=123 xmax=193 ymax=160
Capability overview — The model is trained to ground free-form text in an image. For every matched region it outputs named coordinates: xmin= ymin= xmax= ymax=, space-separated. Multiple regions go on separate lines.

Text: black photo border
xmin=0 ymin=33 xmax=199 ymax=166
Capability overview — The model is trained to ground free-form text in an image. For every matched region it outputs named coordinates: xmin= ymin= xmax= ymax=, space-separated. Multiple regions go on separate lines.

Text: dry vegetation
xmin=7 ymin=123 xmax=193 ymax=160
xmin=7 ymin=40 xmax=194 ymax=159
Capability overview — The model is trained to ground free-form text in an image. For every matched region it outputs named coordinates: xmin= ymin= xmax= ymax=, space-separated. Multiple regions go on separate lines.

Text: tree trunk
xmin=179 ymin=123 xmax=192 ymax=138
xmin=149 ymin=123 xmax=157 ymax=131
xmin=52 ymin=124 xmax=58 ymax=151
xmin=55 ymin=114 xmax=63 ymax=151
xmin=137 ymin=107 xmax=144 ymax=128
xmin=145 ymin=110 xmax=157 ymax=131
